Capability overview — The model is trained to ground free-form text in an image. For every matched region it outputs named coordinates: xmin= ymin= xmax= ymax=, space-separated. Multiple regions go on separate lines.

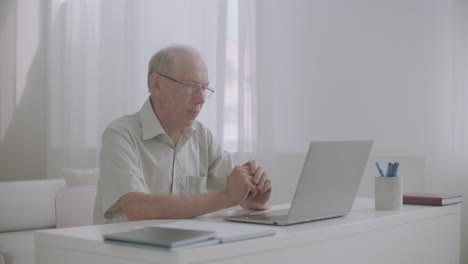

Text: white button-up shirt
xmin=93 ymin=98 xmax=235 ymax=224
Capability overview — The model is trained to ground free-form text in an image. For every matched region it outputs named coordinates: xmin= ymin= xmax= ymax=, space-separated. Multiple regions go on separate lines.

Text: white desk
xmin=35 ymin=198 xmax=460 ymax=264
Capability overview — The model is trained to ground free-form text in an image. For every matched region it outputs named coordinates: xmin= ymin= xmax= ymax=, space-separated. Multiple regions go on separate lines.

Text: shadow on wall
xmin=0 ymin=0 xmax=47 ymax=181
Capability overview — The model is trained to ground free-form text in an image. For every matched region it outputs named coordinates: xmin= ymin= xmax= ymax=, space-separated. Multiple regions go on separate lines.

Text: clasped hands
xmin=225 ymin=160 xmax=272 ymax=210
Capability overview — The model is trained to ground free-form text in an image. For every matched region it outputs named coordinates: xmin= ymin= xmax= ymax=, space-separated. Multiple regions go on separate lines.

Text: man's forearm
xmin=119 ymin=191 xmax=235 ymax=221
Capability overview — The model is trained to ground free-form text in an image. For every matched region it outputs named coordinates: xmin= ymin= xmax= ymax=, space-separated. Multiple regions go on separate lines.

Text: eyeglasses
xmin=158 ymin=73 xmax=214 ymax=98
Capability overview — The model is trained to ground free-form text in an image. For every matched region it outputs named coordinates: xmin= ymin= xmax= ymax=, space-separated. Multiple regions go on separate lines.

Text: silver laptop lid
xmin=287 ymin=140 xmax=373 ymax=222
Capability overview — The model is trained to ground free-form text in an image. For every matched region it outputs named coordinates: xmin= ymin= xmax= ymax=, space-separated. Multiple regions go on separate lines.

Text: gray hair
xmin=147 ymin=45 xmax=202 ymax=90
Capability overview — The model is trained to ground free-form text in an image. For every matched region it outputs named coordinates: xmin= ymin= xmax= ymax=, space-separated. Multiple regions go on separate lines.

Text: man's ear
xmin=148 ymin=72 xmax=160 ymax=92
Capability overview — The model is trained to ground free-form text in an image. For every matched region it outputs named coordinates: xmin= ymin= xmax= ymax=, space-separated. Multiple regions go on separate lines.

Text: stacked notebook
xmin=104 ymin=220 xmax=275 ymax=250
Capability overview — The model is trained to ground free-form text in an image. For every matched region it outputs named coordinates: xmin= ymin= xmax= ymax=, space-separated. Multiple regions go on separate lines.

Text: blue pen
xmin=375 ymin=161 xmax=384 ymax=177
xmin=394 ymin=162 xmax=400 ymax=177
xmin=389 ymin=163 xmax=395 ymax=177
xmin=385 ymin=162 xmax=391 ymax=177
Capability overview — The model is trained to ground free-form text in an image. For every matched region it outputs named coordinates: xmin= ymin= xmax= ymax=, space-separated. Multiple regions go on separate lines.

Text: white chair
xmin=55 ymin=185 xmax=97 ymax=228
xmin=62 ymin=168 xmax=99 ymax=187
xmin=0 ymin=179 xmax=65 ymax=264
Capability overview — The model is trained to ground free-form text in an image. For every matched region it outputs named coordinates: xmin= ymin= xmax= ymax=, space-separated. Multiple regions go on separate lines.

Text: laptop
xmin=224 ymin=140 xmax=373 ymax=226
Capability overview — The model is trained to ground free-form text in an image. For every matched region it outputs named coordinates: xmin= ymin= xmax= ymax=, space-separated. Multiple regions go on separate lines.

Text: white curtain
xmin=0 ymin=0 xmax=257 ymax=180
xmin=45 ymin=0 xmax=252 ymax=178
xmin=237 ymin=0 xmax=257 ymax=152
xmin=0 ymin=0 xmax=49 ymax=181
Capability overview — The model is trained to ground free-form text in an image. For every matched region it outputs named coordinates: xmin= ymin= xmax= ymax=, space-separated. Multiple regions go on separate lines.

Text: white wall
xmin=254 ymin=0 xmax=444 ymax=202
xmin=256 ymin=0 xmax=444 ymax=154
xmin=252 ymin=0 xmax=455 ymax=191
xmin=254 ymin=1 xmax=467 ymax=263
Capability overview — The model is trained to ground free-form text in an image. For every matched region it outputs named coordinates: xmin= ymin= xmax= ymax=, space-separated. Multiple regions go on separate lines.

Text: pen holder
xmin=375 ymin=176 xmax=402 ymax=210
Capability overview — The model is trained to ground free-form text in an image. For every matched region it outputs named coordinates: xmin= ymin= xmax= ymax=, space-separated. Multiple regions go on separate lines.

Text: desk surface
xmin=35 ymin=198 xmax=461 ymax=264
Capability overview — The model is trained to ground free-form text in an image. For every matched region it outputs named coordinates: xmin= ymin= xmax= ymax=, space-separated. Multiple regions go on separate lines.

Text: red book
xmin=403 ymin=193 xmax=463 ymax=206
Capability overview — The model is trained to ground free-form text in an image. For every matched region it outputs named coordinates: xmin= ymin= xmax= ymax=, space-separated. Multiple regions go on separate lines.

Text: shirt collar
xmin=139 ymin=97 xmax=196 ymax=141
xmin=139 ymin=97 xmax=165 ymax=140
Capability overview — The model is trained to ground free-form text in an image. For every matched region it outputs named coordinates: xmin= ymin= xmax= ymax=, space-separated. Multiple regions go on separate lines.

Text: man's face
xmin=151 ymin=52 xmax=209 ymax=130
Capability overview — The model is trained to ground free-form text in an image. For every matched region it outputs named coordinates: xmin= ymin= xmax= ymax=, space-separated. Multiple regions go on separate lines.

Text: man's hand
xmin=223 ymin=165 xmax=257 ymax=206
xmin=241 ymin=161 xmax=272 ymax=210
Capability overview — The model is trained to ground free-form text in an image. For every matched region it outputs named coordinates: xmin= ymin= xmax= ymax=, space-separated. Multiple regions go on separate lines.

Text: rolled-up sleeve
xmin=96 ymin=125 xmax=147 ymax=222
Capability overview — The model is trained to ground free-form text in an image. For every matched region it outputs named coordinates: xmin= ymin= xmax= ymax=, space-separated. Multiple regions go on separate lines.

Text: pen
xmin=388 ymin=163 xmax=396 ymax=177
xmin=394 ymin=162 xmax=400 ymax=177
xmin=385 ymin=162 xmax=391 ymax=177
xmin=375 ymin=161 xmax=384 ymax=177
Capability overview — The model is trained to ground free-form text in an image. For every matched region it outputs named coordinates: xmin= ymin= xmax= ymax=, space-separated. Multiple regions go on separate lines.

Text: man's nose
xmin=192 ymin=88 xmax=205 ymax=104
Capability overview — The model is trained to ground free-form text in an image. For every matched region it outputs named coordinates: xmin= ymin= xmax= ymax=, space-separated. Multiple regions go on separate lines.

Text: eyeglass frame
xmin=157 ymin=72 xmax=214 ymax=98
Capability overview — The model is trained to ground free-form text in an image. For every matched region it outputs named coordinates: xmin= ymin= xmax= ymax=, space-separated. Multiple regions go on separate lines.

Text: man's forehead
xmin=173 ymin=54 xmax=209 ymax=84
xmin=174 ymin=51 xmax=205 ymax=69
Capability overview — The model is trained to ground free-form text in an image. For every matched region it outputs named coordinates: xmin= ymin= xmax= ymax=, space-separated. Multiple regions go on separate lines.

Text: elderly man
xmin=94 ymin=45 xmax=272 ymax=224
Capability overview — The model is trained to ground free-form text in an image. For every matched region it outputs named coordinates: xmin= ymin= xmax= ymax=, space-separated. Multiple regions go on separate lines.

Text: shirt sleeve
xmin=206 ymin=129 xmax=235 ymax=192
xmin=97 ymin=124 xmax=148 ymax=221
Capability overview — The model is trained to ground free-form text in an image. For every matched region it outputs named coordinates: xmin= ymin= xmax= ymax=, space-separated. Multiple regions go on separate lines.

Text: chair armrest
xmin=0 ymin=179 xmax=65 ymax=232
xmin=55 ymin=185 xmax=97 ymax=228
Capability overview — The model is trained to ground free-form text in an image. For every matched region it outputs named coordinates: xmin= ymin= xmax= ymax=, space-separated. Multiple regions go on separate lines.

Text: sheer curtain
xmin=45 ymin=0 xmax=252 ymax=178
xmin=237 ymin=0 xmax=258 ymax=152
xmin=0 ymin=0 xmax=49 ymax=181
